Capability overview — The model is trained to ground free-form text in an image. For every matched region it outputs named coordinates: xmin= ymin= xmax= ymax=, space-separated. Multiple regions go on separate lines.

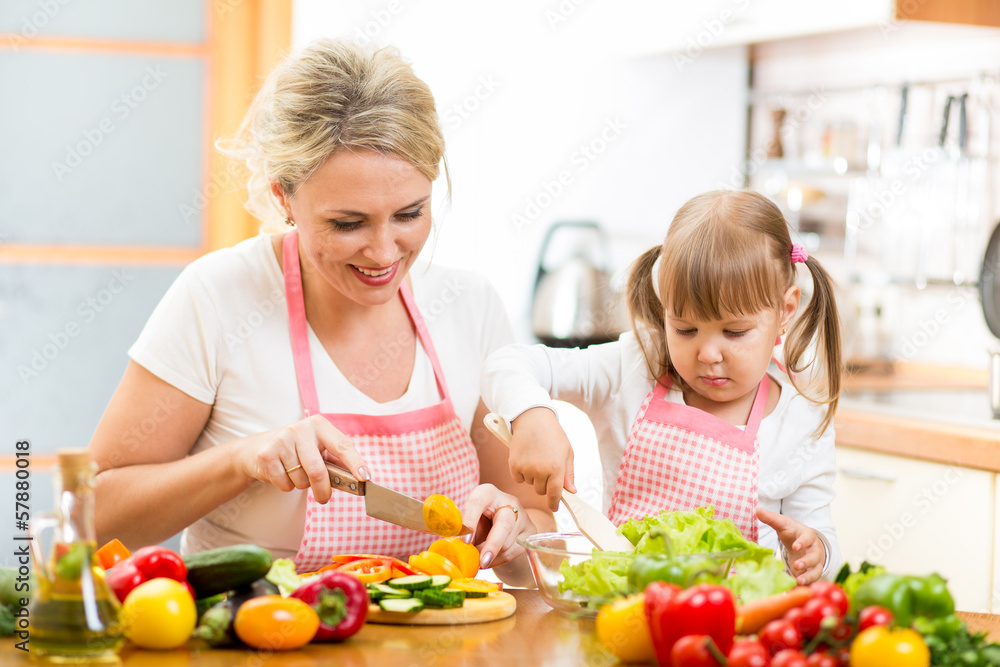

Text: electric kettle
xmin=530 ymin=221 xmax=628 ymax=348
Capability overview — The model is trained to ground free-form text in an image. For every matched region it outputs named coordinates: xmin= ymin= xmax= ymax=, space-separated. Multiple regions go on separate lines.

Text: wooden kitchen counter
xmin=4 ymin=590 xmax=999 ymax=666
xmin=836 ymin=362 xmax=1000 ymax=472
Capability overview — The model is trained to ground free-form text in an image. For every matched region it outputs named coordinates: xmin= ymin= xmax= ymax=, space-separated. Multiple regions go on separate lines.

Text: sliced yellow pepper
xmin=428 ymin=537 xmax=480 ymax=579
xmin=407 ymin=551 xmax=464 ymax=579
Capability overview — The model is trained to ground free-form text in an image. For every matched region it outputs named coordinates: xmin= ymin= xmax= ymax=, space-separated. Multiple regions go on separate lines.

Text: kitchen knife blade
xmin=482 ymin=413 xmax=634 ymax=552
xmin=326 ymin=463 xmax=472 ymax=536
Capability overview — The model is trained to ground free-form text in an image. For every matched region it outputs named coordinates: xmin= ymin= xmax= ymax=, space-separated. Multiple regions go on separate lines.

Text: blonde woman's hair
xmin=626 ymin=190 xmax=842 ymax=434
xmin=219 ymin=38 xmax=449 ymax=232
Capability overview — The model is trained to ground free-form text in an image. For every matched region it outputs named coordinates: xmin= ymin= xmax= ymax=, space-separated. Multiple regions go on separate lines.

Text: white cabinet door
xmin=832 ymin=446 xmax=994 ymax=612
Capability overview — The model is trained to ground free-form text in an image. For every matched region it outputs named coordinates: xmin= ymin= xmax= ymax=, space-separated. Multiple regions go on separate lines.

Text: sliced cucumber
xmin=379 ymin=597 xmax=425 ymax=613
xmin=371 ymin=584 xmax=411 ymax=597
xmin=446 ymin=587 xmax=487 ymax=599
xmin=386 ymin=574 xmax=433 ymax=590
xmin=427 ymin=575 xmax=452 ymax=589
xmin=414 ymin=588 xmax=466 ymax=609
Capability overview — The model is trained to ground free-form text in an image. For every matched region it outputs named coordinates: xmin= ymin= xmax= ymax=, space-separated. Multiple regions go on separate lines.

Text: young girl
xmin=481 ymin=190 xmax=843 ymax=584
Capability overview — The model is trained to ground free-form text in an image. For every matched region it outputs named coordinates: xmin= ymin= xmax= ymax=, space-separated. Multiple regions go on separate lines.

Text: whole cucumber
xmin=0 ymin=567 xmax=34 ymax=609
xmin=183 ymin=545 xmax=273 ymax=598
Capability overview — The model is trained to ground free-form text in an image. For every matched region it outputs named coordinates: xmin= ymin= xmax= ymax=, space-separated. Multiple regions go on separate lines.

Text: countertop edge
xmin=835 ymin=407 xmax=1000 ymax=472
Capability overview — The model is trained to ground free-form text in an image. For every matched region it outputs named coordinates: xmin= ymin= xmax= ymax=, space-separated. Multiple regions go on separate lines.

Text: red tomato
xmin=772 ymin=649 xmax=809 ymax=667
xmin=759 ymin=619 xmax=803 ymax=656
xmin=806 ymin=652 xmax=840 ymax=667
xmin=670 ymin=635 xmax=722 ymax=667
xmin=826 ymin=616 xmax=854 ymax=643
xmin=728 ymin=639 xmax=770 ymax=667
xmin=795 ymin=597 xmax=841 ymax=639
xmin=809 ymin=581 xmax=849 ymax=616
xmin=857 ymin=605 xmax=894 ymax=631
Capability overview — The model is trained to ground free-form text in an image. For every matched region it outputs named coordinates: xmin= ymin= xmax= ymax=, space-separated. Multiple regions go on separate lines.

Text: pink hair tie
xmin=790 ymin=243 xmax=808 ymax=264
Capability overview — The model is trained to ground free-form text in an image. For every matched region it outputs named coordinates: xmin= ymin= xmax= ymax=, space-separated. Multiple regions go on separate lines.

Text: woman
xmin=89 ymin=39 xmax=551 ymax=584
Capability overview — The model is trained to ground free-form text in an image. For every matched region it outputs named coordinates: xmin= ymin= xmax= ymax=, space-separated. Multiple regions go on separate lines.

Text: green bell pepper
xmin=851 ymin=573 xmax=955 ymax=627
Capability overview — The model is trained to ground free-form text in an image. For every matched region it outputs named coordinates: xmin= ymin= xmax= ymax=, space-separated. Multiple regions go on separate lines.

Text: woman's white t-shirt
xmin=129 ymin=234 xmax=514 ymax=558
xmin=480 ymin=333 xmax=842 ymax=575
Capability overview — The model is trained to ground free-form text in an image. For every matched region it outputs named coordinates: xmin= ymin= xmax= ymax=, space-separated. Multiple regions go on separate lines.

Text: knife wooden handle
xmin=326 ymin=464 xmax=366 ymax=496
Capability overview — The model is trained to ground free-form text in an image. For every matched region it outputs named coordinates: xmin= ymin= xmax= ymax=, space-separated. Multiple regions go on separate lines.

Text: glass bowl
xmin=518 ymin=532 xmax=746 ymax=616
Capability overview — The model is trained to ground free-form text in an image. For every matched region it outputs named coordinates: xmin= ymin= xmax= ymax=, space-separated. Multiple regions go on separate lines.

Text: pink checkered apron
xmin=607 ymin=376 xmax=768 ymax=541
xmin=281 ymin=232 xmax=480 ymax=572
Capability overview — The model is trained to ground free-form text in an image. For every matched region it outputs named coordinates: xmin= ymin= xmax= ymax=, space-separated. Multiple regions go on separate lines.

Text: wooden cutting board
xmin=366 ymin=591 xmax=516 ymax=625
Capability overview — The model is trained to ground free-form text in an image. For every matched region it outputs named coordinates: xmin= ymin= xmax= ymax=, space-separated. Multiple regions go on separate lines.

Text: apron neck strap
xmin=653 ymin=373 xmax=770 ymax=439
xmin=283 ymin=231 xmax=321 ymax=416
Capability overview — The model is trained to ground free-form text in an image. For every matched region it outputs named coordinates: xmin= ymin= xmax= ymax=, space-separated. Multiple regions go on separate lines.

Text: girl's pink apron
xmin=607 ymin=376 xmax=768 ymax=541
xmin=282 ymin=231 xmax=479 ymax=572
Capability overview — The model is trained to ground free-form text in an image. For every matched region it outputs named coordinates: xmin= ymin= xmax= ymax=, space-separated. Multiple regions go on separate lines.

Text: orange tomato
xmin=422 ymin=494 xmax=463 ymax=536
xmin=332 ymin=558 xmax=395 ymax=584
xmin=408 ymin=551 xmax=464 ymax=579
xmin=233 ymin=595 xmax=319 ymax=651
xmin=96 ymin=538 xmax=131 ymax=571
xmin=428 ymin=538 xmax=480 ymax=579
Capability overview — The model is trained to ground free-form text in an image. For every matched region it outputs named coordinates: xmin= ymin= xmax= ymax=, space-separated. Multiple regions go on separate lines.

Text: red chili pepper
xmin=644 ymin=582 xmax=735 ymax=667
xmin=290 ymin=570 xmax=369 ymax=642
xmin=104 ymin=546 xmax=187 ymax=602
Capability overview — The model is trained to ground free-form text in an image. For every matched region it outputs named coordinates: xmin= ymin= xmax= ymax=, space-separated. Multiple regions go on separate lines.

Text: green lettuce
xmin=265 ymin=558 xmax=302 ymax=597
xmin=558 ymin=551 xmax=631 ymax=599
xmin=559 ymin=506 xmax=779 ymax=602
xmin=622 ymin=506 xmax=773 ymax=563
xmin=722 ymin=558 xmax=795 ymax=603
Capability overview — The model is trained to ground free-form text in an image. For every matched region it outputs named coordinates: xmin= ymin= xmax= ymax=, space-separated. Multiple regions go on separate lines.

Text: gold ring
xmin=285 ymin=465 xmax=303 ymax=475
xmin=496 ymin=505 xmax=518 ymax=521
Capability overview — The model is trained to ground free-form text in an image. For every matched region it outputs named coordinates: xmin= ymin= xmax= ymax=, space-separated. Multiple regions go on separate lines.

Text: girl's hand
xmin=240 ymin=414 xmax=371 ymax=503
xmin=461 ymin=483 xmax=534 ymax=569
xmin=756 ymin=508 xmax=827 ymax=585
xmin=509 ymin=407 xmax=577 ymax=512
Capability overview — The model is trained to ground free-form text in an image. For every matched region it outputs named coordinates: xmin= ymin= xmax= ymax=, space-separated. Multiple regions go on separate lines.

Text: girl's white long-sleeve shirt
xmin=480 ymin=332 xmax=842 ymax=575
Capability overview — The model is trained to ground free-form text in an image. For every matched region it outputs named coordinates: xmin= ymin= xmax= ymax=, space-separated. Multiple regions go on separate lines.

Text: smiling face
xmin=273 ymin=148 xmax=433 ymax=309
xmin=664 ymin=286 xmax=799 ymax=414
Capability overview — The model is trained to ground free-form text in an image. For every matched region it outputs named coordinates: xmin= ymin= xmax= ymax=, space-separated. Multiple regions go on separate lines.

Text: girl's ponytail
xmin=626 ymin=245 xmax=668 ymax=383
xmin=783 ymin=256 xmax=842 ymax=434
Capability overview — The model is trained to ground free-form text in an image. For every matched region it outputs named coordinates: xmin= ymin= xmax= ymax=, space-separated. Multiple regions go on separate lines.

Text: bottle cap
xmin=57 ymin=449 xmax=92 ymax=490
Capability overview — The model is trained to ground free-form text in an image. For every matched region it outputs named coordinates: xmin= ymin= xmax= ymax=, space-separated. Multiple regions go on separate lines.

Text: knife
xmin=325 ymin=463 xmax=473 ymax=536
xmin=483 ymin=413 xmax=634 ymax=552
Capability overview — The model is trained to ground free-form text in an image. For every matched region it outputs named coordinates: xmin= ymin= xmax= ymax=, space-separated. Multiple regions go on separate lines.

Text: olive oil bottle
xmin=27 ymin=449 xmax=123 ymax=661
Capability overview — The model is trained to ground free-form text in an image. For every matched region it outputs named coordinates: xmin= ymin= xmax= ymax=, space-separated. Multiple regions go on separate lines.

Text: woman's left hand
xmin=462 ymin=483 xmax=534 ymax=569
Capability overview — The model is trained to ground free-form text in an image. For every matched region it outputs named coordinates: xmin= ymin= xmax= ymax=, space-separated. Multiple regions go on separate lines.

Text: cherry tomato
xmin=772 ymin=649 xmax=809 ymax=667
xmin=857 ymin=605 xmax=894 ymax=632
xmin=784 ymin=606 xmax=805 ymax=626
xmin=827 ymin=617 xmax=854 ymax=643
xmin=759 ymin=619 xmax=803 ymax=656
xmin=810 ymin=581 xmax=849 ymax=616
xmin=670 ymin=635 xmax=722 ymax=667
xmin=234 ymin=595 xmax=320 ymax=651
xmin=728 ymin=639 xmax=770 ymax=667
xmin=796 ymin=597 xmax=841 ymax=639
xmin=806 ymin=652 xmax=840 ymax=667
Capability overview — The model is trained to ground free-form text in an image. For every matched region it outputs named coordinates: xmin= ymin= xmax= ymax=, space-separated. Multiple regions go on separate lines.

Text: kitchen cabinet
xmin=603 ymin=0 xmax=1000 ymax=56
xmin=831 ymin=445 xmax=994 ymax=612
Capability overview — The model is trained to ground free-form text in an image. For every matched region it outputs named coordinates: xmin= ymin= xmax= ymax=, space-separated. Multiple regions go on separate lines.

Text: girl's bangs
xmin=662 ymin=239 xmax=781 ymax=321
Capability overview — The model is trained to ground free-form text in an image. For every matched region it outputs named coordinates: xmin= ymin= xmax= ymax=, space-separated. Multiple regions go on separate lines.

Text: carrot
xmin=735 ymin=586 xmax=814 ymax=635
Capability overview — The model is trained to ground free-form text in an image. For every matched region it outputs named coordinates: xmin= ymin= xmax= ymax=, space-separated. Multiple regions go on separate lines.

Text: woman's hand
xmin=509 ymin=407 xmax=577 ymax=512
xmin=461 ymin=483 xmax=535 ymax=569
xmin=756 ymin=508 xmax=827 ymax=585
xmin=241 ymin=414 xmax=371 ymax=503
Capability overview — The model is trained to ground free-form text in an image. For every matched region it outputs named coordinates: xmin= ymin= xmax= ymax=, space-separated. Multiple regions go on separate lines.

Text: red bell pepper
xmin=290 ymin=570 xmax=369 ymax=642
xmin=645 ymin=582 xmax=736 ymax=667
xmin=105 ymin=546 xmax=187 ymax=602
